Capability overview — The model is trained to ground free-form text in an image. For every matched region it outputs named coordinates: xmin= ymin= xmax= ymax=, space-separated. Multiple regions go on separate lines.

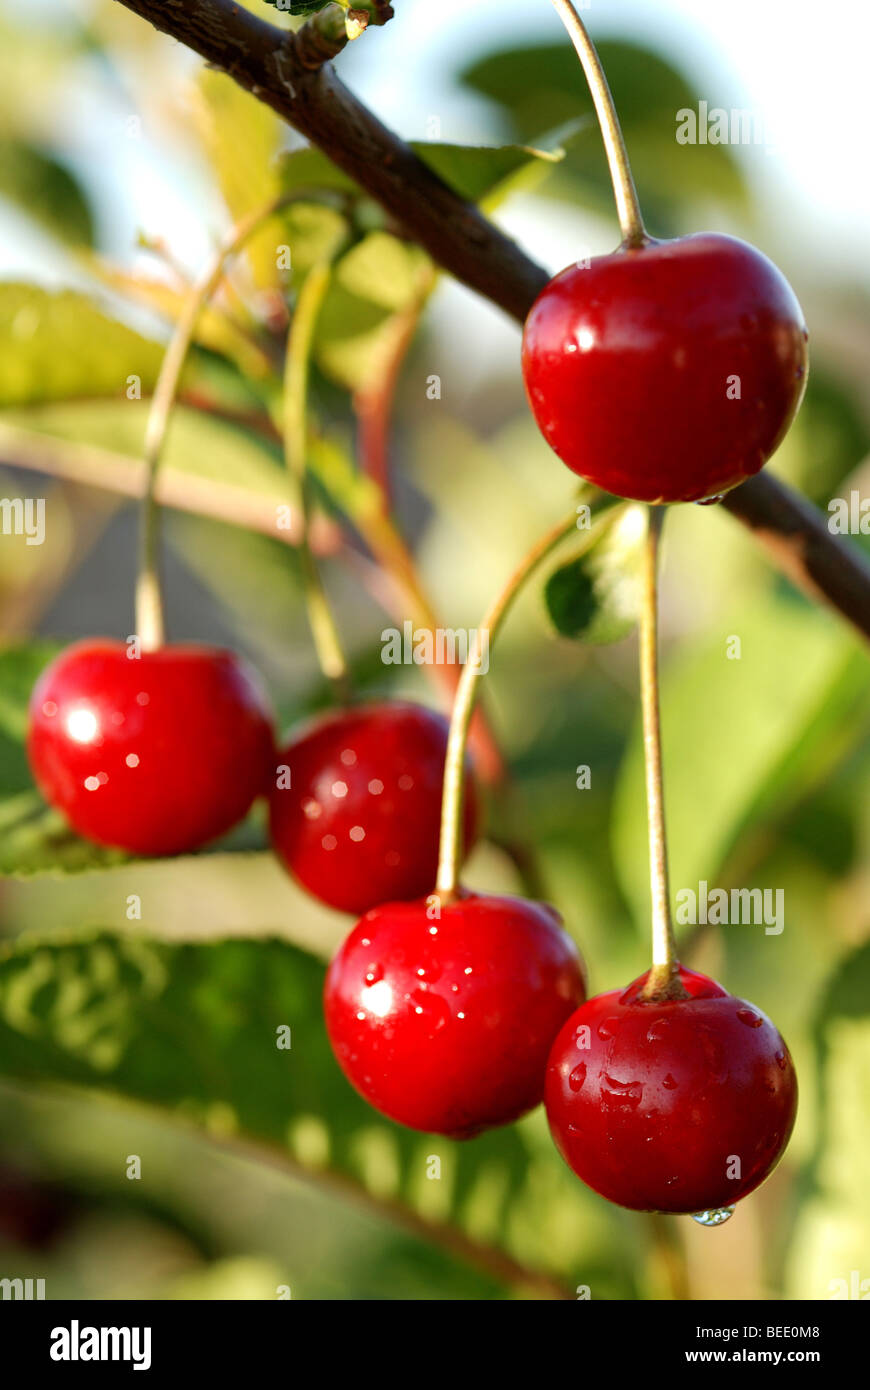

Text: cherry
xmin=545 ymin=964 xmax=797 ymax=1213
xmin=522 ymin=233 xmax=808 ymax=503
xmin=324 ymin=890 xmax=586 ymax=1137
xmin=27 ymin=639 xmax=274 ymax=856
xmin=269 ymin=701 xmax=478 ymax=916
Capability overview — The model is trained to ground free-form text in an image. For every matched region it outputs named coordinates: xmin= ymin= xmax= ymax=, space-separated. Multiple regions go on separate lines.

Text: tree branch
xmin=110 ymin=0 xmax=870 ymax=641
xmin=720 ymin=473 xmax=870 ymax=641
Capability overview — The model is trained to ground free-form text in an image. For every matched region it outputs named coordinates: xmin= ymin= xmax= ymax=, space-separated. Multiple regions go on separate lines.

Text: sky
xmin=340 ymin=0 xmax=870 ymax=275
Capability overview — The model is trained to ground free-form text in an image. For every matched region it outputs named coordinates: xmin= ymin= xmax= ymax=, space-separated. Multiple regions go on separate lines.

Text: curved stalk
xmin=550 ymin=0 xmax=647 ymax=247
xmin=135 ymin=188 xmax=340 ymax=649
xmin=435 ymin=502 xmax=626 ymax=900
xmin=638 ymin=506 xmax=687 ymax=999
xmin=282 ymin=264 xmax=351 ymax=699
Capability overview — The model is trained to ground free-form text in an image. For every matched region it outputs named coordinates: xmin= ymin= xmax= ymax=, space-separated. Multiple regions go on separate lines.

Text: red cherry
xmin=269 ymin=701 xmax=478 ymax=915
xmin=522 ymin=233 xmax=808 ymax=503
xmin=324 ymin=891 xmax=586 ymax=1137
xmin=545 ymin=964 xmax=797 ymax=1213
xmin=27 ymin=639 xmax=274 ymax=856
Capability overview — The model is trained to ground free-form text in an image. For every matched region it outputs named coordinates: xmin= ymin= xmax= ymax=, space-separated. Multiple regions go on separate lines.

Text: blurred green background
xmin=0 ymin=0 xmax=868 ymax=1300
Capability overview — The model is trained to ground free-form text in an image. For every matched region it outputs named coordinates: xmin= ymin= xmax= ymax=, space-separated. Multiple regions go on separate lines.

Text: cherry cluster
xmin=23 ymin=10 xmax=807 ymax=1223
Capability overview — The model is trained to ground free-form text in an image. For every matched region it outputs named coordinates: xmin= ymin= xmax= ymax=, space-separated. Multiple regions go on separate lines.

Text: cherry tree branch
xmin=110 ymin=0 xmax=870 ymax=641
xmin=720 ymin=474 xmax=870 ymax=640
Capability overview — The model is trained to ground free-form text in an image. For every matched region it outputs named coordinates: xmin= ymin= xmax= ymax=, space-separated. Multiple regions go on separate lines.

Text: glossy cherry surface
xmin=325 ymin=891 xmax=586 ymax=1137
xmin=27 ymin=639 xmax=274 ymax=855
xmin=269 ymin=701 xmax=478 ymax=915
xmin=545 ymin=964 xmax=797 ymax=1213
xmin=522 ymin=233 xmax=808 ymax=503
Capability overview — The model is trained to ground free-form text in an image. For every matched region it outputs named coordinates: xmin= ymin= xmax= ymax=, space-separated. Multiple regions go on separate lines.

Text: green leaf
xmin=335 ymin=231 xmax=432 ymax=312
xmin=0 ymin=284 xmax=163 ymax=408
xmin=195 ymin=68 xmax=281 ymax=211
xmin=279 ymin=134 xmax=570 ymax=210
xmin=308 ymin=430 xmax=383 ymax=521
xmin=311 ymin=282 xmax=395 ymax=391
xmin=461 ymin=41 xmax=748 ymax=230
xmin=0 ymin=138 xmax=95 ymax=246
xmin=0 ymin=930 xmax=635 ymax=1292
xmin=0 ymin=642 xmax=60 ymax=795
xmin=784 ymin=942 xmax=870 ymax=1297
xmin=278 ymin=147 xmax=359 ymax=199
xmin=194 ymin=68 xmax=284 ymax=292
xmin=194 ymin=73 xmax=360 ymax=297
xmin=611 ymin=595 xmax=870 ymax=926
xmin=544 ymin=505 xmax=645 ymax=643
xmin=0 ymin=796 xmax=129 ymax=877
xmin=0 ymin=1084 xmax=510 ymax=1301
xmin=411 ymin=134 xmax=571 ymax=207
xmin=278 ymin=203 xmax=350 ymax=280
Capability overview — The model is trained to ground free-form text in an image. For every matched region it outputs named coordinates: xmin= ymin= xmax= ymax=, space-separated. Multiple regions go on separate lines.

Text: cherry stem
xmin=638 ymin=505 xmax=685 ymax=1000
xmin=135 ymin=188 xmax=340 ymax=651
xmin=435 ymin=500 xmax=627 ymax=901
xmin=282 ymin=263 xmax=351 ymax=701
xmin=549 ymin=0 xmax=647 ymax=248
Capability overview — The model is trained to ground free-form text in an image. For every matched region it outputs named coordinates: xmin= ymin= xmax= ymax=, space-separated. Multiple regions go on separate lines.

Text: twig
xmin=282 ymin=261 xmax=352 ymax=698
xmin=0 ymin=422 xmax=339 ymax=554
xmin=353 ymin=304 xmax=422 ymax=508
xmin=436 ymin=505 xmax=625 ymax=898
xmin=720 ymin=472 xmax=870 ymax=642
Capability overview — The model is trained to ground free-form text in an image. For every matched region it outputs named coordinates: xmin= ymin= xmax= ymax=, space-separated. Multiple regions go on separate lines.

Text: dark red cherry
xmin=269 ymin=701 xmax=478 ymax=915
xmin=324 ymin=891 xmax=586 ymax=1137
xmin=522 ymin=233 xmax=808 ymax=503
xmin=545 ymin=964 xmax=797 ymax=1213
xmin=27 ymin=639 xmax=274 ymax=856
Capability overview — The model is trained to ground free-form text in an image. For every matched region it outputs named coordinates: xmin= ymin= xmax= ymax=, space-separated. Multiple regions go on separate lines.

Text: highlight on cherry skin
xmin=324 ymin=890 xmax=586 ymax=1138
xmin=544 ymin=963 xmax=798 ymax=1220
xmin=269 ymin=700 xmax=479 ymax=916
xmin=26 ymin=638 xmax=275 ymax=856
xmin=521 ymin=232 xmax=809 ymax=504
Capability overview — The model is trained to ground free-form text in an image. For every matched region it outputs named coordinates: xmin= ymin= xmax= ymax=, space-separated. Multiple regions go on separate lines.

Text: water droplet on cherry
xmin=568 ymin=1062 xmax=587 ymax=1092
xmin=737 ymin=1008 xmax=762 ymax=1028
xmin=692 ymin=1206 xmax=735 ymax=1228
xmin=601 ymin=1073 xmax=642 ymax=1108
